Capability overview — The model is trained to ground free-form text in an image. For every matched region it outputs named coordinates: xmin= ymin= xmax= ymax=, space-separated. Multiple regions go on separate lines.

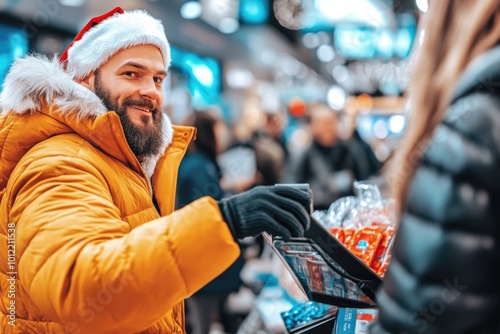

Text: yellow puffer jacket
xmin=0 ymin=56 xmax=240 ymax=334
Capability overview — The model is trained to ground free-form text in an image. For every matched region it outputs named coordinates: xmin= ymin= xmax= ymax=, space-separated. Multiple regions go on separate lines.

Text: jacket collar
xmin=0 ymin=54 xmax=174 ymax=179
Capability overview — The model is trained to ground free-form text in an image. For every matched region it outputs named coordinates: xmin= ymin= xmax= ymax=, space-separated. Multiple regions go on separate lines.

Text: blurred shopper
xmin=176 ymin=111 xmax=245 ymax=334
xmin=292 ymin=102 xmax=377 ymax=210
xmin=348 ymin=128 xmax=381 ymax=178
xmin=0 ymin=7 xmax=311 ymax=333
xmin=251 ymin=110 xmax=288 ymax=186
xmin=263 ymin=110 xmax=290 ymax=160
xmin=369 ymin=1 xmax=500 ymax=333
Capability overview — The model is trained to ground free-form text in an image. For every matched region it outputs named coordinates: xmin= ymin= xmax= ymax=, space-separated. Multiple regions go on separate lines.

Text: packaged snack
xmin=343 ymin=228 xmax=356 ymax=245
xmin=371 ymin=226 xmax=396 ymax=276
xmin=313 ymin=181 xmax=397 ymax=277
xmin=346 ymin=226 xmax=384 ymax=267
xmin=328 ymin=227 xmax=345 ymax=243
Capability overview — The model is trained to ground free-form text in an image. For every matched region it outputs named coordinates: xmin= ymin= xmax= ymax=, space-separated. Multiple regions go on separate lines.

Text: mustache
xmin=122 ymin=98 xmax=159 ymax=112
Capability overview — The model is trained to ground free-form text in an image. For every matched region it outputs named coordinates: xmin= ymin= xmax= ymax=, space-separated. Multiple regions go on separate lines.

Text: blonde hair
xmin=388 ymin=0 xmax=500 ymax=216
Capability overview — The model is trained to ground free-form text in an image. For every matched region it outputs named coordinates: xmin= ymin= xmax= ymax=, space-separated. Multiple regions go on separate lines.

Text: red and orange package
xmin=316 ymin=182 xmax=397 ymax=277
xmin=327 ymin=222 xmax=395 ymax=277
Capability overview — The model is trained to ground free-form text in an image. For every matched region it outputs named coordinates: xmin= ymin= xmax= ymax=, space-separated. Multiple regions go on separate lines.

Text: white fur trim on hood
xmin=66 ymin=10 xmax=170 ymax=80
xmin=0 ymin=54 xmax=107 ymax=117
xmin=0 ymin=54 xmax=174 ymax=181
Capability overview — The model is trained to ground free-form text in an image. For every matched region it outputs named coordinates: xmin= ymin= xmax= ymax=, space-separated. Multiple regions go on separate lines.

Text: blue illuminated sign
xmin=0 ymin=23 xmax=28 ymax=91
xmin=333 ymin=14 xmax=416 ymax=59
xmin=239 ymin=0 xmax=269 ymax=24
xmin=170 ymin=46 xmax=221 ymax=109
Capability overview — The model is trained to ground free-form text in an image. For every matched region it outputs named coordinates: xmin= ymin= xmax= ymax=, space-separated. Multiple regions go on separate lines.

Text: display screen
xmin=274 ymin=239 xmax=376 ymax=307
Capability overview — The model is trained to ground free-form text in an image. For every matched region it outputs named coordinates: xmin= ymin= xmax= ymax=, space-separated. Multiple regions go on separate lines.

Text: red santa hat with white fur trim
xmin=60 ymin=7 xmax=170 ymax=79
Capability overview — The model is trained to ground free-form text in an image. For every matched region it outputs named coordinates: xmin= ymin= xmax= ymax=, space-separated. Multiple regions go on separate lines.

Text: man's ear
xmin=76 ymin=72 xmax=96 ymax=91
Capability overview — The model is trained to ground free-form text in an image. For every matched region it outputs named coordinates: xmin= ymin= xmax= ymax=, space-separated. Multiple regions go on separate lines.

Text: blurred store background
xmin=0 ymin=0 xmax=426 ymax=163
xmin=0 ymin=1 xmax=428 ymax=333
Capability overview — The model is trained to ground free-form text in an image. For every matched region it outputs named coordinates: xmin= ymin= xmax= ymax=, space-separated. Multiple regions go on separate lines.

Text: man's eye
xmin=124 ymin=72 xmax=137 ymax=77
xmin=154 ymin=77 xmax=164 ymax=84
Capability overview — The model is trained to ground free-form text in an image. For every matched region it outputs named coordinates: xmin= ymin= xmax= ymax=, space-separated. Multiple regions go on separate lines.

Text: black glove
xmin=217 ymin=185 xmax=311 ymax=240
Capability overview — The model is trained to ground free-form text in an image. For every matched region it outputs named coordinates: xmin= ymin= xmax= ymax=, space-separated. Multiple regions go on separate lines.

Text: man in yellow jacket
xmin=0 ymin=7 xmax=311 ymax=334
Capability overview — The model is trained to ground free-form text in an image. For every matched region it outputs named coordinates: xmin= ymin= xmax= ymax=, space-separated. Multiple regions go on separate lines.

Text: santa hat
xmin=60 ymin=7 xmax=170 ymax=79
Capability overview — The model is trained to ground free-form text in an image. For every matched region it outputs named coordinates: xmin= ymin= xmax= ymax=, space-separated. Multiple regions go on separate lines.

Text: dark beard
xmin=94 ymin=72 xmax=164 ymax=160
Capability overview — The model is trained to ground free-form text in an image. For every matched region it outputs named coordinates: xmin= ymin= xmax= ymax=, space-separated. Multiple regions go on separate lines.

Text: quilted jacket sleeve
xmin=9 ymin=153 xmax=239 ymax=333
xmin=369 ymin=95 xmax=500 ymax=333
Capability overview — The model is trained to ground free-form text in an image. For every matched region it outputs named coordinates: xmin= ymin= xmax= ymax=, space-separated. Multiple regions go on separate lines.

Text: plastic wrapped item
xmin=318 ymin=196 xmax=359 ymax=243
xmin=312 ymin=181 xmax=396 ymax=277
xmin=326 ymin=196 xmax=358 ymax=227
xmin=371 ymin=227 xmax=396 ymax=277
xmin=347 ymin=226 xmax=385 ymax=268
xmin=353 ymin=181 xmax=383 ymax=210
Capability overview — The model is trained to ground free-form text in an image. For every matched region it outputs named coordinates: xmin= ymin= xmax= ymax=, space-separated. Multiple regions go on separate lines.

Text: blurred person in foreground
xmin=369 ymin=1 xmax=500 ymax=333
xmin=0 ymin=7 xmax=311 ymax=333
xmin=176 ymin=111 xmax=245 ymax=334
xmin=292 ymin=102 xmax=378 ymax=210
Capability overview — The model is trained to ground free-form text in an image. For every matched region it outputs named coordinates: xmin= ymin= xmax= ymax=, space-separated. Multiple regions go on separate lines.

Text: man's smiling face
xmin=79 ymin=44 xmax=167 ymax=158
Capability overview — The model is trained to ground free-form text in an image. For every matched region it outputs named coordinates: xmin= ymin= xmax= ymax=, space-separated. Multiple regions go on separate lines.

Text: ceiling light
xmin=327 ymin=86 xmax=346 ymax=110
xmin=181 ymin=1 xmax=203 ymax=20
xmin=317 ymin=45 xmax=335 ymax=62
xmin=226 ymin=68 xmax=255 ymax=89
xmin=58 ymin=0 xmax=85 ymax=6
xmin=302 ymin=33 xmax=319 ymax=49
xmin=389 ymin=115 xmax=406 ymax=133
xmin=332 ymin=65 xmax=349 ymax=83
xmin=373 ymin=120 xmax=389 ymax=139
xmin=218 ymin=17 xmax=239 ymax=34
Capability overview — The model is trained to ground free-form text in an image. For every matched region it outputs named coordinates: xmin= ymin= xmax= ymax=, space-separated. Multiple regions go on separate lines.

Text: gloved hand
xmin=217 ymin=185 xmax=311 ymax=240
